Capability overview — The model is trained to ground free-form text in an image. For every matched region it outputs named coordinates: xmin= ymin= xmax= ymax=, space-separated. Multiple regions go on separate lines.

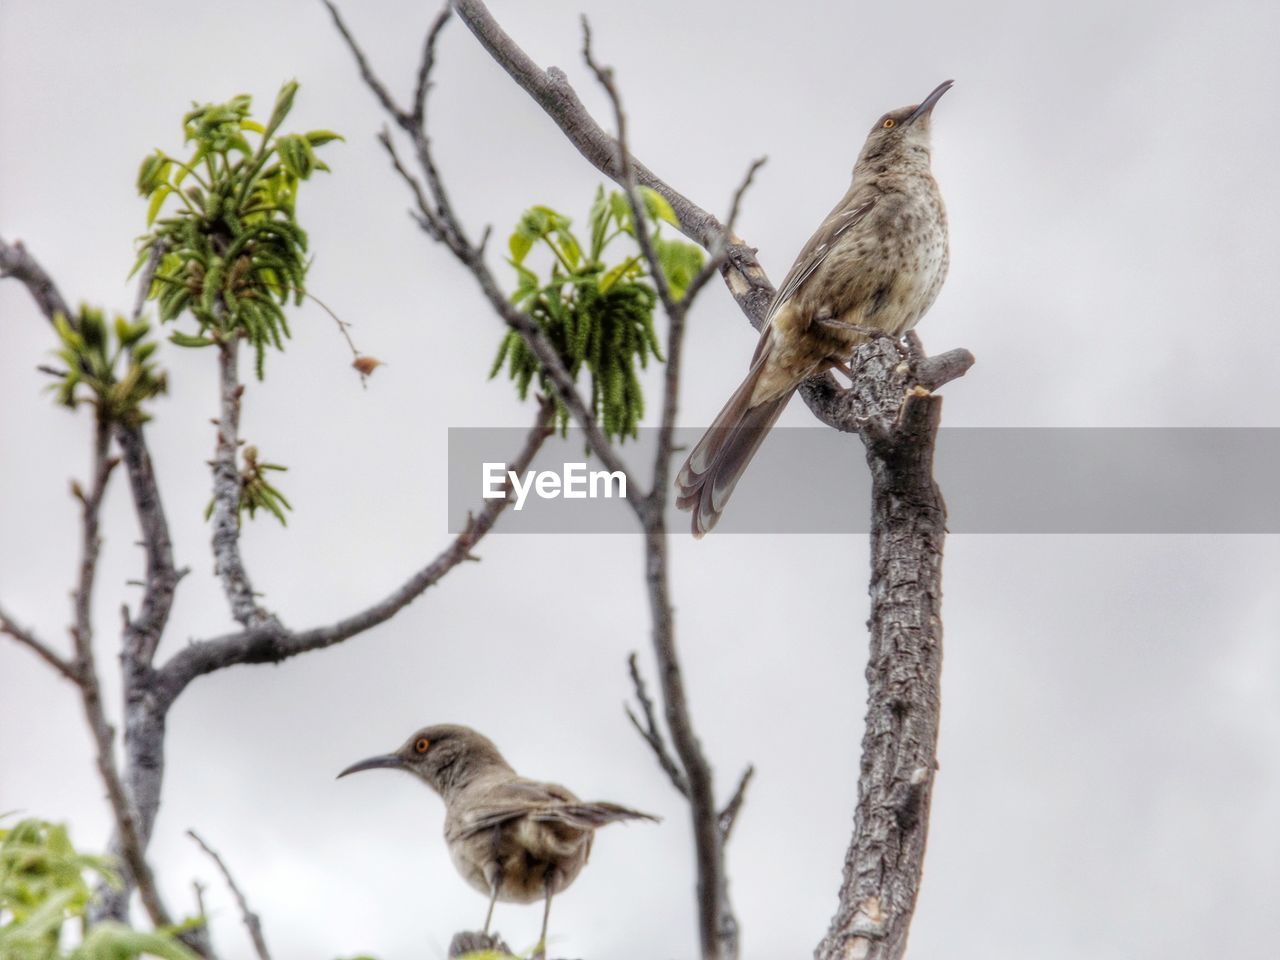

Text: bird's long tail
xmin=675 ymin=362 xmax=794 ymax=537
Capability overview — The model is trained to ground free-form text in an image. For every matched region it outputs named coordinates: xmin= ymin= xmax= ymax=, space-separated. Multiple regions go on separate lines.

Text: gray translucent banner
xmin=446 ymin=428 xmax=1280 ymax=534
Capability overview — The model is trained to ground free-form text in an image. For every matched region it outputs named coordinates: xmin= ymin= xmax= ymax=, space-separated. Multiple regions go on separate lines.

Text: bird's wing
xmin=765 ymin=195 xmax=878 ymax=323
xmin=672 ymin=194 xmax=878 ymax=536
xmin=450 ymin=779 xmax=657 ymax=840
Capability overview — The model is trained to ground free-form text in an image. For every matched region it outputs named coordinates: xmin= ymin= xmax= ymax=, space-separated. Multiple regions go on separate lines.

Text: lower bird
xmin=676 ymin=80 xmax=954 ymax=536
xmin=337 ymin=724 xmax=657 ymax=954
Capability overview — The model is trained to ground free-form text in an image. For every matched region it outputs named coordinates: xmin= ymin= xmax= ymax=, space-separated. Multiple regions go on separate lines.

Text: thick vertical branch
xmin=642 ymin=525 xmax=737 ymax=960
xmin=816 ymin=389 xmax=948 ymax=960
xmin=211 ymin=341 xmax=273 ymax=628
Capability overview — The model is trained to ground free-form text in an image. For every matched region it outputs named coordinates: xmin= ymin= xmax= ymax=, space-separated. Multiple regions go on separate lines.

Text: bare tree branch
xmin=187 ymin=830 xmax=272 ymax=960
xmin=156 ymin=400 xmax=554 ymax=701
xmin=69 ymin=417 xmax=175 ymax=932
xmin=120 ymin=243 xmax=182 ymax=665
xmin=624 ymin=652 xmax=688 ymax=798
xmin=0 ymin=235 xmax=75 ymax=323
xmin=580 ymin=16 xmax=677 ymax=317
xmin=642 ymin=521 xmax=738 ymax=960
xmin=717 ymin=765 xmax=754 ymax=842
xmin=0 ymin=604 xmax=78 ymax=682
xmin=680 ymin=157 xmax=767 ymax=310
xmin=810 ymin=341 xmax=953 ymax=960
xmin=115 ymin=423 xmax=183 ymax=665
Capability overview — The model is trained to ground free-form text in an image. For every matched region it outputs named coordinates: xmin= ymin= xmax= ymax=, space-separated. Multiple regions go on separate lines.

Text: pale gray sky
xmin=2 ymin=1 xmax=1278 ymax=958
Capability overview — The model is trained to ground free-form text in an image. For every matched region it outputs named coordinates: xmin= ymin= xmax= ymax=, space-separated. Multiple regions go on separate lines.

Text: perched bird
xmin=337 ymin=724 xmax=657 ymax=951
xmin=676 ymin=80 xmax=954 ymax=536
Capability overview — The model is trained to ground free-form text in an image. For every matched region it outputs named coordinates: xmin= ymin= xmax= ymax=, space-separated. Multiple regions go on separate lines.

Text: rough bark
xmin=819 ymin=399 xmax=948 ymax=960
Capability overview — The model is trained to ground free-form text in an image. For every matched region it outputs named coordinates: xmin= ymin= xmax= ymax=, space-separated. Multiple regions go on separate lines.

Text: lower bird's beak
xmin=337 ymin=753 xmax=405 ymax=779
xmin=906 ymin=80 xmax=954 ymax=125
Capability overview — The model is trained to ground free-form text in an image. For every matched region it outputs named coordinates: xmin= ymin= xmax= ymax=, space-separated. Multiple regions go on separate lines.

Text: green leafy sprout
xmin=0 ymin=818 xmax=198 ymax=960
xmin=204 ymin=444 xmax=292 ymax=527
xmin=491 ymin=185 xmax=704 ymax=441
xmin=133 ymin=81 xmax=341 ymax=379
xmin=49 ymin=307 xmax=166 ymax=427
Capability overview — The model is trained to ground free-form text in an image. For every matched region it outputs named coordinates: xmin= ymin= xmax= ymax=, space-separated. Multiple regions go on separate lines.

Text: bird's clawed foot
xmin=448 ymin=930 xmax=512 ymax=958
xmin=903 ymin=329 xmax=926 ymax=364
xmin=831 ymin=360 xmax=857 ymax=384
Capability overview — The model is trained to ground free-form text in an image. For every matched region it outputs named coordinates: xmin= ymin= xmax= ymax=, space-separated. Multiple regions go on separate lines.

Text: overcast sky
xmin=2 ymin=1 xmax=1278 ymax=958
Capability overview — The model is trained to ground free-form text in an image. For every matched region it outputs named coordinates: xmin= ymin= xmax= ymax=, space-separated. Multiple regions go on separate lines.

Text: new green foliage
xmin=204 ymin=444 xmax=293 ymax=527
xmin=0 ymin=818 xmax=198 ymax=960
xmin=133 ymin=81 xmax=341 ymax=378
xmin=491 ymin=185 xmax=704 ymax=441
xmin=50 ymin=307 xmax=166 ymax=426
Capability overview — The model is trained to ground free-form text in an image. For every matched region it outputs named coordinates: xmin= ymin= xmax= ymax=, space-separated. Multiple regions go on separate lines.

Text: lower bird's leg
xmin=535 ymin=871 xmax=557 ymax=960
xmin=482 ymin=862 xmax=502 ymax=935
xmin=813 ymin=316 xmax=890 ymax=341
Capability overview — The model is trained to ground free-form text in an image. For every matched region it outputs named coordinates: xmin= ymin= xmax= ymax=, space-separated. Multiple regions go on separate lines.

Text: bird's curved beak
xmin=337 ymin=753 xmax=405 ymax=779
xmin=906 ymin=80 xmax=954 ymax=125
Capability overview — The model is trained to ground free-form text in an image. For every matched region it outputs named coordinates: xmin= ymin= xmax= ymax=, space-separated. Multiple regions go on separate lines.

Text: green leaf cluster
xmin=133 ymin=81 xmax=342 ymax=379
xmin=0 ymin=818 xmax=197 ymax=960
xmin=491 ymin=185 xmax=704 ymax=441
xmin=205 ymin=445 xmax=292 ymax=526
xmin=50 ymin=307 xmax=166 ymax=426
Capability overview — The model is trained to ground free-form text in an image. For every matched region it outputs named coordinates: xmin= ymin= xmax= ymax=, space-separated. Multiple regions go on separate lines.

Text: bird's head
xmin=337 ymin=723 xmax=512 ymax=796
xmin=856 ymin=79 xmax=953 ymax=165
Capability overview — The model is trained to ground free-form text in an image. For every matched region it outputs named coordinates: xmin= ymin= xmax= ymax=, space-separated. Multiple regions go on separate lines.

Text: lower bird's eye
xmin=415 ymin=738 xmax=430 ymax=753
xmin=882 ymin=118 xmax=896 ymax=129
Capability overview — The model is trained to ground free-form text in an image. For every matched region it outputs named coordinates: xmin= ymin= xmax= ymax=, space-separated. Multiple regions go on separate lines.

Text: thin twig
xmin=192 ymin=879 xmax=208 ymax=923
xmin=0 ymin=605 xmax=78 ymax=682
xmin=580 ymin=17 xmax=676 ymax=316
xmin=718 ymin=765 xmax=755 ymax=841
xmin=187 ymin=830 xmax=272 ymax=960
xmin=624 ymin=653 xmax=688 ymax=797
xmin=412 ymin=5 xmax=452 ymax=128
xmin=682 ymin=157 xmax=767 ymax=308
xmin=319 ymin=0 xmax=406 ymax=120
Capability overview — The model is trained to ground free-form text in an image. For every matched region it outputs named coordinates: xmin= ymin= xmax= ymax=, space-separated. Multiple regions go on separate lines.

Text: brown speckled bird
xmin=676 ymin=80 xmax=953 ymax=536
xmin=337 ymin=724 xmax=656 ymax=951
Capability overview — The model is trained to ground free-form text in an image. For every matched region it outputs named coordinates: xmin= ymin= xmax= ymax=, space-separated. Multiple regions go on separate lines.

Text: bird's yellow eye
xmin=882 ymin=118 xmax=896 ymax=129
xmin=415 ymin=738 xmax=430 ymax=754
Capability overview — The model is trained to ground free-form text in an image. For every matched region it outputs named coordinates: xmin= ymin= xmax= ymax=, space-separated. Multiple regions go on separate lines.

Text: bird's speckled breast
xmin=752 ymin=171 xmax=948 ymax=406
